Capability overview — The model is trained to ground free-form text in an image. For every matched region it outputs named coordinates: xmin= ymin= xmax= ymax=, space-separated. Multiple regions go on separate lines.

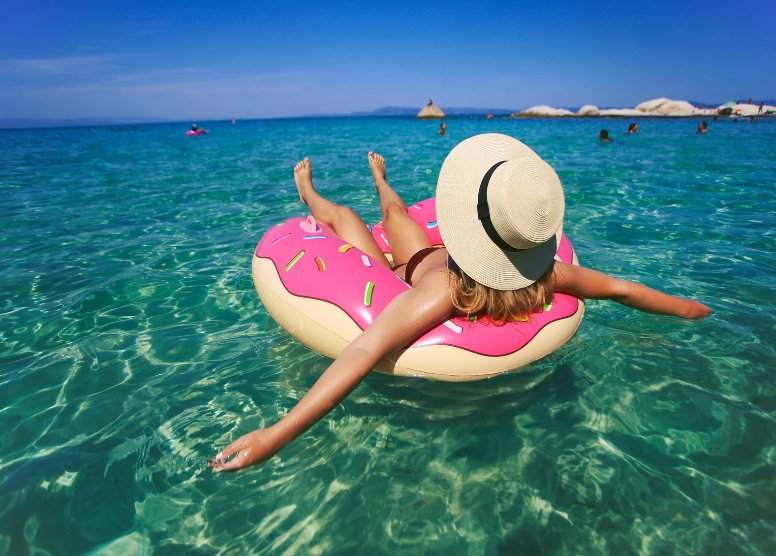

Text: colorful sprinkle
xmin=363 ymin=282 xmax=375 ymax=307
xmin=285 ymin=251 xmax=304 ymax=271
xmin=361 ymin=255 xmax=372 ymax=267
xmin=443 ymin=320 xmax=462 ymax=333
xmin=338 ymin=244 xmax=354 ymax=252
xmin=366 ymin=224 xmax=372 ymax=232
xmin=543 ymin=302 xmax=553 ymax=312
xmin=270 ymin=233 xmax=292 ymax=246
xmin=303 ymin=235 xmax=327 ymax=240
xmin=275 ymin=221 xmax=287 ymax=226
xmin=314 ymin=257 xmax=326 ymax=272
xmin=395 ymin=275 xmax=412 ymax=288
xmin=411 ymin=204 xmax=423 ymax=209
xmin=380 ymin=233 xmax=389 ymax=246
xmin=426 ymin=221 xmax=438 ymax=229
xmin=469 ymin=315 xmax=478 ymax=322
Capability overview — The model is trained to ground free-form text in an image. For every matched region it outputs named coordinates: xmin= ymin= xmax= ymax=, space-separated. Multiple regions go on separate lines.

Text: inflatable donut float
xmin=251 ymin=198 xmax=584 ymax=381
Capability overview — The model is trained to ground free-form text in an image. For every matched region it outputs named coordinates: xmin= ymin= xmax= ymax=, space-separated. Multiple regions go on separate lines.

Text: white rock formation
xmin=416 ymin=104 xmax=446 ymax=119
xmin=655 ymin=100 xmax=695 ymax=115
xmin=518 ymin=105 xmax=574 ymax=117
xmin=510 ymin=98 xmax=774 ymax=118
xmin=577 ymin=105 xmax=599 ymax=116
xmin=635 ymin=98 xmax=671 ymax=112
xmin=633 ymin=98 xmax=695 ymax=115
xmin=726 ymin=103 xmax=776 ymax=116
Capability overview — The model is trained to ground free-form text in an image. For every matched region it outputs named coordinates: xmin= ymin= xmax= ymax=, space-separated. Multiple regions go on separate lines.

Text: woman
xmin=210 ymin=134 xmax=711 ymax=471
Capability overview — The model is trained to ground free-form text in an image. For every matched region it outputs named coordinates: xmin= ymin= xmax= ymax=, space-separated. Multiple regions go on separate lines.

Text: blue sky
xmin=1 ymin=0 xmax=774 ymax=121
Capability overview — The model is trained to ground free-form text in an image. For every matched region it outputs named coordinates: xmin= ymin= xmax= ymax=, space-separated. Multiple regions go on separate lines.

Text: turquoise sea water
xmin=1 ymin=116 xmax=775 ymax=555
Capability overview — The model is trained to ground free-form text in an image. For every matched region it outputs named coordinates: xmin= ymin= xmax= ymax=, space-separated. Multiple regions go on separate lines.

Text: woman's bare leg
xmin=294 ymin=158 xmax=391 ymax=269
xmin=368 ymin=152 xmax=431 ymax=266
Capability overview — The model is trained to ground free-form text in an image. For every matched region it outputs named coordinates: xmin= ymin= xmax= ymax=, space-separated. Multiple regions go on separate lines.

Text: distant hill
xmin=0 ymin=117 xmax=171 ymax=130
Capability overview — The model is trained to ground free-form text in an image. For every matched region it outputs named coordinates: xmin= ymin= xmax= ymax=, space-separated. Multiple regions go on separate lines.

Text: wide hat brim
xmin=436 ymin=134 xmax=564 ymax=290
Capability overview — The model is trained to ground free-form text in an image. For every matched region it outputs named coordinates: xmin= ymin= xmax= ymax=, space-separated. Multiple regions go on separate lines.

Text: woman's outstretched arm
xmin=554 ymin=261 xmax=712 ymax=319
xmin=209 ymin=268 xmax=454 ymax=471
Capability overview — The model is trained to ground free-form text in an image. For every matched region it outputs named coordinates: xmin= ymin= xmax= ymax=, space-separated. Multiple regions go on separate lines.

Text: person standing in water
xmin=697 ymin=122 xmax=708 ymax=134
xmin=599 ymin=129 xmax=612 ymax=142
xmin=438 ymin=123 xmax=447 ymax=135
xmin=627 ymin=123 xmax=639 ymax=133
xmin=209 ymin=134 xmax=711 ymax=472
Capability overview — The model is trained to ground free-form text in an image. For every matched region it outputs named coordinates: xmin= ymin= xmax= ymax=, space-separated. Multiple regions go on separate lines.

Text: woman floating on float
xmin=210 ymin=134 xmax=711 ymax=471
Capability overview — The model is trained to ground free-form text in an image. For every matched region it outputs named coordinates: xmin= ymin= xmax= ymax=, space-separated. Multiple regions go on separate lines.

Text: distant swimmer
xmin=437 ymin=123 xmax=446 ymax=136
xmin=268 ymin=121 xmax=271 ymax=126
xmin=192 ymin=124 xmax=200 ymax=132
xmin=749 ymin=117 xmax=757 ymax=122
xmin=599 ymin=129 xmax=612 ymax=142
xmin=697 ymin=122 xmax=708 ymax=134
xmin=486 ymin=113 xmax=494 ymax=119
xmin=627 ymin=123 xmax=639 ymax=133
xmin=232 ymin=118 xmax=236 ymax=124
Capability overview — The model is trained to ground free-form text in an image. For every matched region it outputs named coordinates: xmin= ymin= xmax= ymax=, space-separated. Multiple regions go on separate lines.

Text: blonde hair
xmin=449 ymin=261 xmax=555 ymax=324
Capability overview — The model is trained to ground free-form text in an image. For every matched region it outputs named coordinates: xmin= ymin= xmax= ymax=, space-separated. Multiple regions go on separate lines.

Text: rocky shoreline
xmin=515 ymin=98 xmax=775 ymax=118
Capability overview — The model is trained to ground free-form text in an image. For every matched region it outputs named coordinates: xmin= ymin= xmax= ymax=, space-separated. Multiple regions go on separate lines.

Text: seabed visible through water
xmin=0 ymin=116 xmax=775 ymax=555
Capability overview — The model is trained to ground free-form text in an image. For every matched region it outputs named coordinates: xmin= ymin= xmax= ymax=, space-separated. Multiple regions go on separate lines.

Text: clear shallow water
xmin=0 ymin=116 xmax=774 ymax=555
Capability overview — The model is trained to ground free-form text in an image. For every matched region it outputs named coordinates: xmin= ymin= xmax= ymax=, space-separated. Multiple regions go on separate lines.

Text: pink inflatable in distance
xmin=186 ymin=130 xmax=210 ymax=136
xmin=251 ymin=197 xmax=585 ymax=381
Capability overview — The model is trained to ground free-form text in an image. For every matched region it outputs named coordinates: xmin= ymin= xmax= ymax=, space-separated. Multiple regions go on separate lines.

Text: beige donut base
xmin=252 ymin=255 xmax=584 ymax=382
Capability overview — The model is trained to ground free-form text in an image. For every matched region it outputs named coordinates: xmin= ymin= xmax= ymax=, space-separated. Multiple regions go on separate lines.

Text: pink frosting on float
xmin=254 ymin=197 xmax=579 ymax=357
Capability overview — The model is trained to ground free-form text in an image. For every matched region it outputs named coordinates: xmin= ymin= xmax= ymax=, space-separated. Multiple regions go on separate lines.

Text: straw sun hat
xmin=436 ymin=133 xmax=565 ymax=291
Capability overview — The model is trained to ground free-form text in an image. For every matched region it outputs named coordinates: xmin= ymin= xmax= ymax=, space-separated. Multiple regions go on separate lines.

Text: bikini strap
xmin=405 ymin=247 xmax=443 ymax=285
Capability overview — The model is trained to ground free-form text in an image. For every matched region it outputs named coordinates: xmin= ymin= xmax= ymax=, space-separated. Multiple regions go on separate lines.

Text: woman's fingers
xmin=209 ymin=429 xmax=280 ymax=472
xmin=209 ymin=450 xmax=247 ymax=472
xmin=208 ymin=438 xmax=249 ymax=471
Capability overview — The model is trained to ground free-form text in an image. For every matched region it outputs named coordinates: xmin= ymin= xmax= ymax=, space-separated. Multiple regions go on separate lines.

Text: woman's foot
xmin=368 ymin=152 xmax=387 ymax=194
xmin=294 ymin=157 xmax=313 ymax=205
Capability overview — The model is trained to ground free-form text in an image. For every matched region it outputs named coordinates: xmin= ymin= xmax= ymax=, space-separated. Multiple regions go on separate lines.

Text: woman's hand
xmin=678 ymin=298 xmax=713 ymax=319
xmin=209 ymin=428 xmax=281 ymax=472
